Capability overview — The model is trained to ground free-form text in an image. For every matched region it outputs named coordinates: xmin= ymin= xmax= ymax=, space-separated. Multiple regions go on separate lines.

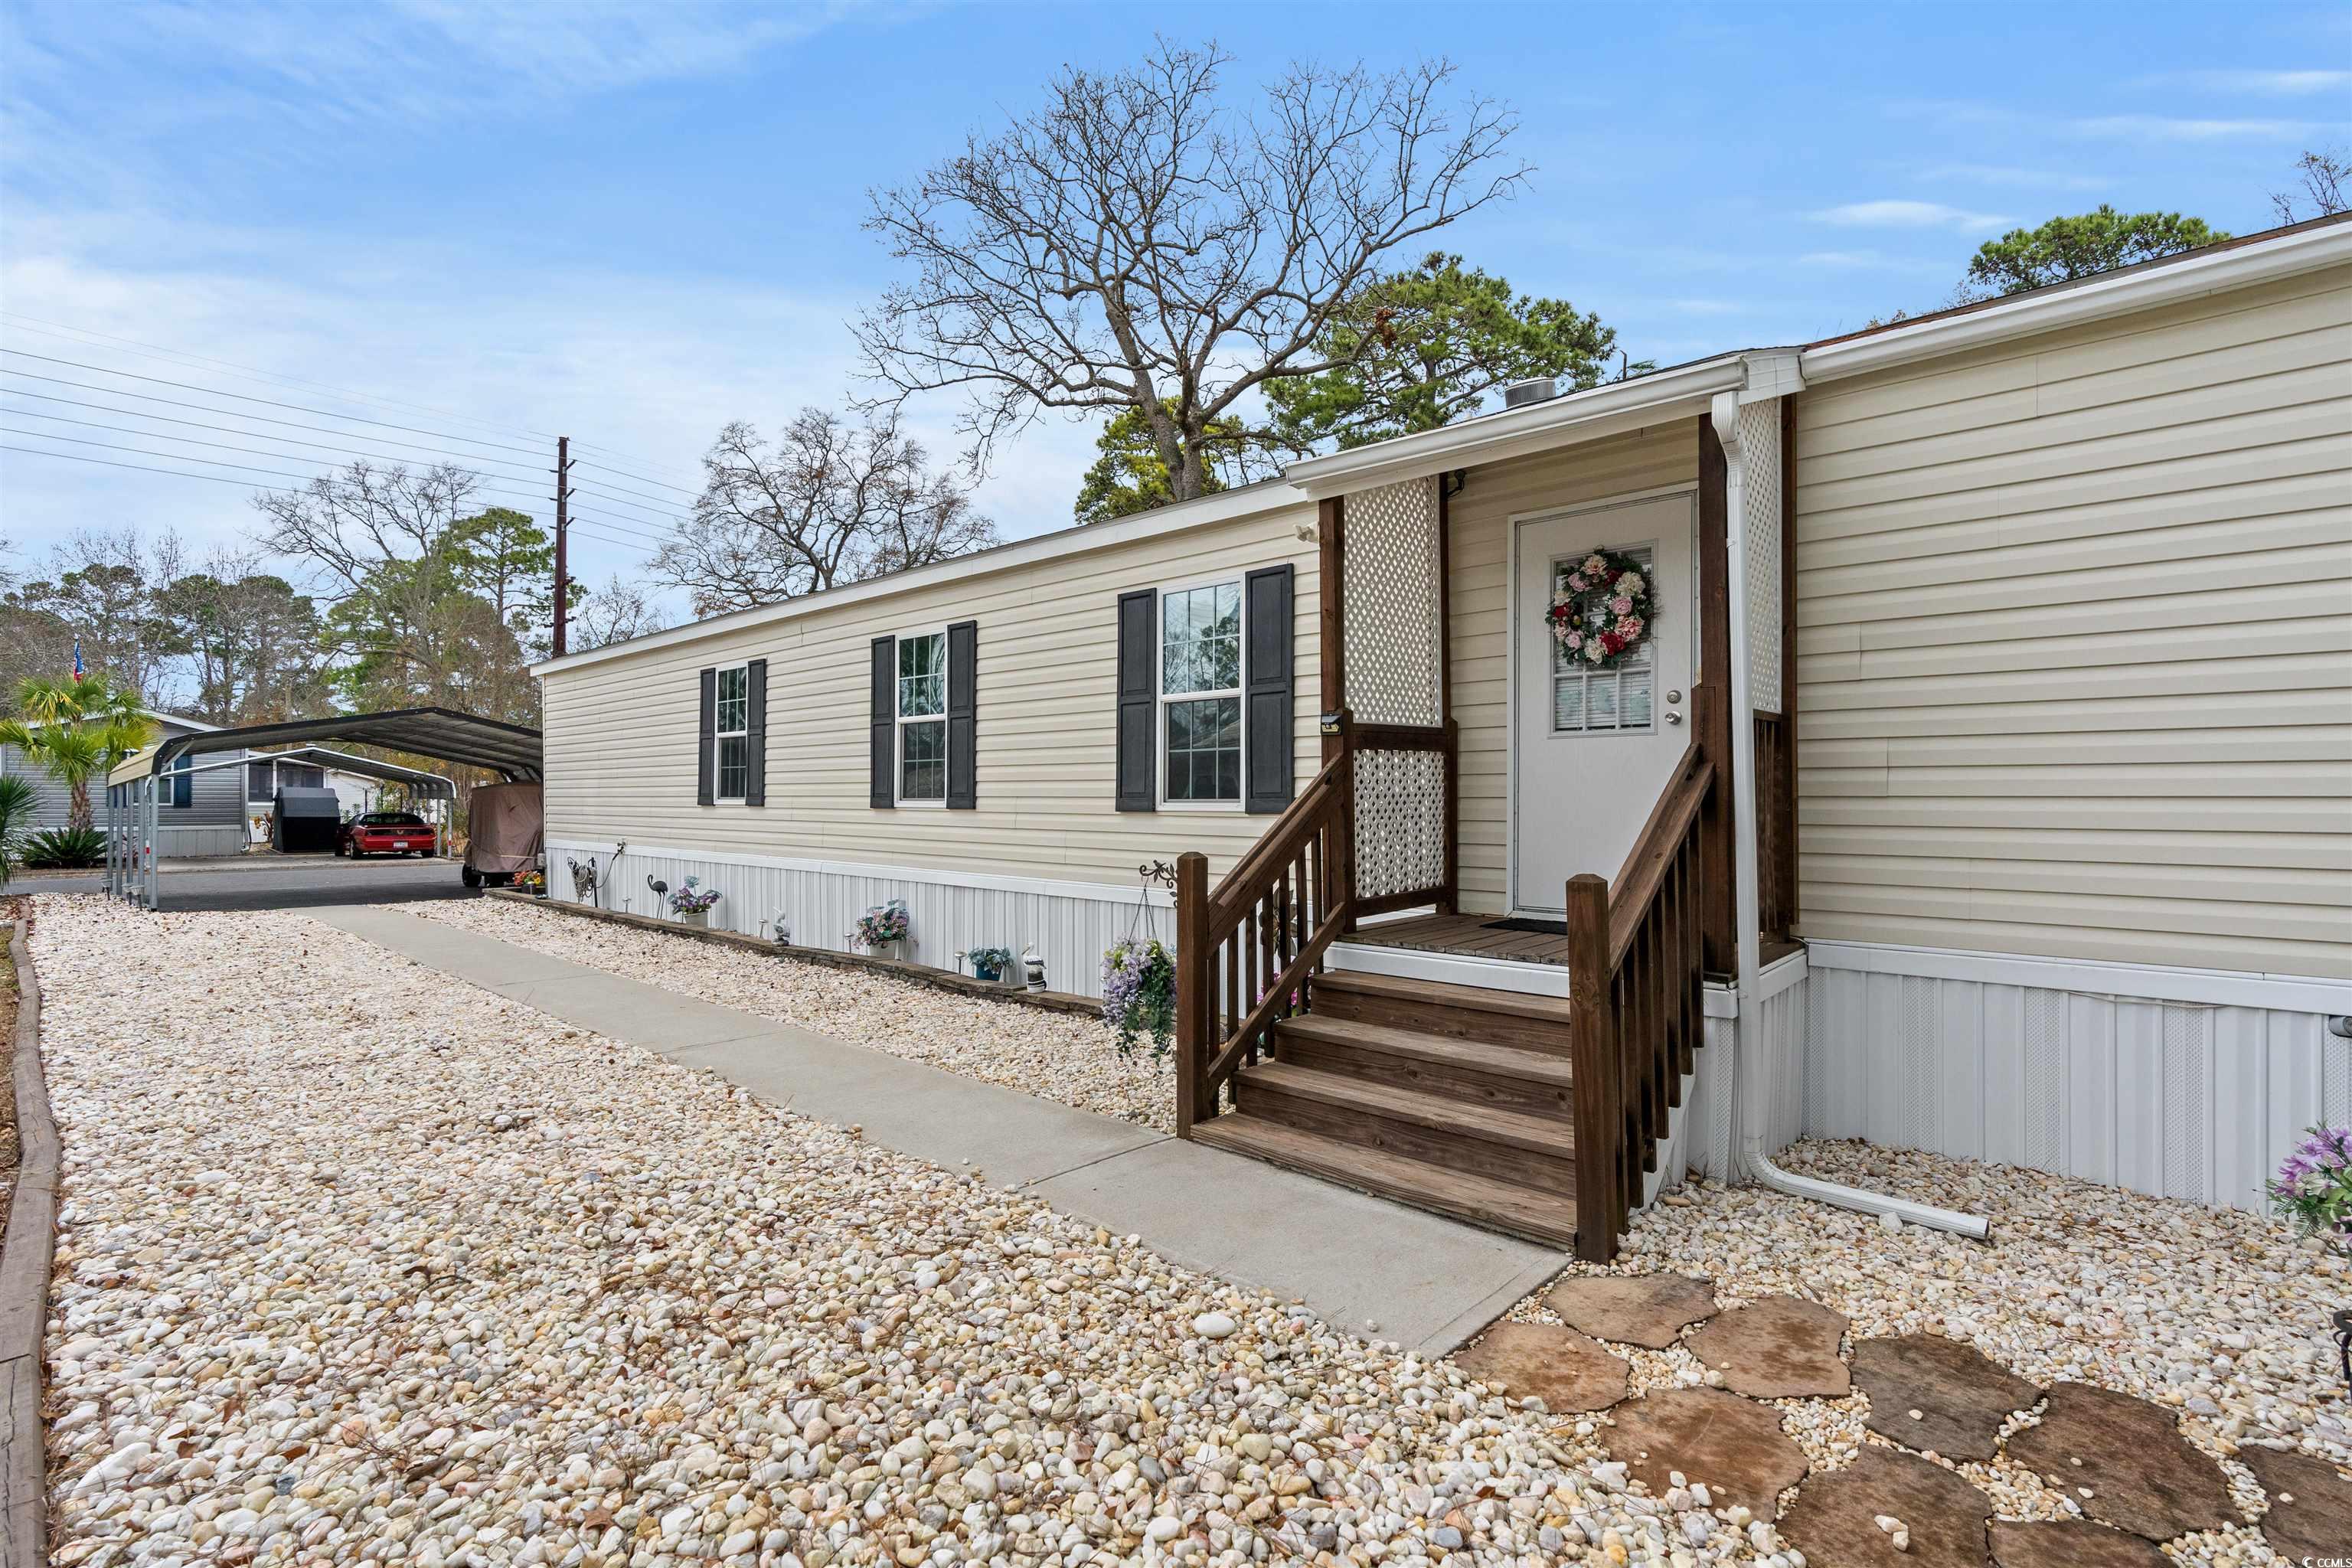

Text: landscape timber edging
xmin=483 ymin=890 xmax=1104 ymax=1018
xmin=0 ymin=917 xmax=59 ymax=1567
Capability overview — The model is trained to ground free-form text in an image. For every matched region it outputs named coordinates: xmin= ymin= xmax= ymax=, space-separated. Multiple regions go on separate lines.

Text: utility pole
xmin=552 ymin=435 xmax=571 ymax=658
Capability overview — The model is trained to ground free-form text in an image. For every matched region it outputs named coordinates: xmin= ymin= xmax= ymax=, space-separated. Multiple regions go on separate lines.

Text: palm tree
xmin=0 ymin=676 xmax=156 ymax=834
xmin=0 ymin=774 xmax=36 ymax=887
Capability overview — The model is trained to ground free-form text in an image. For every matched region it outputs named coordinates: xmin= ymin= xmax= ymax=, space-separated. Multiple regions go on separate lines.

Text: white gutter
xmin=1710 ymin=390 xmax=1990 ymax=1241
xmin=1284 ymin=353 xmax=1756 ymax=498
xmin=1800 ymin=214 xmax=2352 ymax=384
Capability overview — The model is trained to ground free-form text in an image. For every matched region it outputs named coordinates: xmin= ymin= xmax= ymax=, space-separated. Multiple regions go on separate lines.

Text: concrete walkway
xmin=308 ymin=904 xmax=1566 ymax=1353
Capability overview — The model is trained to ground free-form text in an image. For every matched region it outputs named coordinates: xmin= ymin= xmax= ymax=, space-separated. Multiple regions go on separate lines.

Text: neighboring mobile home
xmin=2 ymin=709 xmax=249 ymax=858
xmin=534 ymin=215 xmax=2352 ymax=1253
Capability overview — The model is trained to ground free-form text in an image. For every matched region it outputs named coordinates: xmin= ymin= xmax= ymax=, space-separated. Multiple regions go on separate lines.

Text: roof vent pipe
xmin=1502 ymin=377 xmax=1557 ymax=408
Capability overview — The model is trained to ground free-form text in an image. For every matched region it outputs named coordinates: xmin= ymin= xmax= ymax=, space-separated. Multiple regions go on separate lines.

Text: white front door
xmin=1511 ymin=492 xmax=1697 ymax=915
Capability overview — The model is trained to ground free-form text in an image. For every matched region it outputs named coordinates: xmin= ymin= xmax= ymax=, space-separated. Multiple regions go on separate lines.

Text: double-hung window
xmin=713 ymin=664 xmax=750 ymax=802
xmin=1159 ymin=580 xmax=1243 ymax=806
xmin=896 ymin=630 xmax=948 ymax=805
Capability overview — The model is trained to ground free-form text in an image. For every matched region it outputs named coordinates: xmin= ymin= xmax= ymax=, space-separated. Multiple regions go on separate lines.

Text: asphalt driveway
xmin=8 ymin=854 xmax=475 ymax=910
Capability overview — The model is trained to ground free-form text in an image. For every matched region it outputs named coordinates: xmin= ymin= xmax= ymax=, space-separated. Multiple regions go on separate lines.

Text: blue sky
xmin=2 ymin=0 xmax=2344 ymax=613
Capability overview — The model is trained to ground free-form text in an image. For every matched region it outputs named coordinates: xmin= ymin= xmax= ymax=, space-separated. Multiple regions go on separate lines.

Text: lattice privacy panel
xmin=1343 ymin=476 xmax=1444 ymax=727
xmin=1353 ymin=748 xmax=1447 ymax=901
xmin=1738 ymin=398 xmax=1785 ymax=705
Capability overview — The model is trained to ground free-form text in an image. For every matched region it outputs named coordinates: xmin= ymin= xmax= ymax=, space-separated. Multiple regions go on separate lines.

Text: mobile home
xmin=534 ymin=214 xmax=2352 ymax=1254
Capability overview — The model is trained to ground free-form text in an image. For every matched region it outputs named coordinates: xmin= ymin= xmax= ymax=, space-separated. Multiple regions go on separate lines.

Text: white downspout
xmin=1711 ymin=388 xmax=1988 ymax=1240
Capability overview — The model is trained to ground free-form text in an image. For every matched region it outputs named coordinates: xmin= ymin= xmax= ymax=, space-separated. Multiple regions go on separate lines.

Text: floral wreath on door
xmin=1546 ymin=550 xmax=1655 ymax=669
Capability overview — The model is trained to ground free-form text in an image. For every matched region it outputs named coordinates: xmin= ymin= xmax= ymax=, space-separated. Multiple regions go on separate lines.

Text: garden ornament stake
xmin=645 ymin=874 xmax=668 ymax=919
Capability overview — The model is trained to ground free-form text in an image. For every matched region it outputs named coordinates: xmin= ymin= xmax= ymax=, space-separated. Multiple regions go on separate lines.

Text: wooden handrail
xmin=1568 ymin=684 xmax=1722 ymax=1261
xmin=1174 ymin=747 xmax=1356 ymax=1136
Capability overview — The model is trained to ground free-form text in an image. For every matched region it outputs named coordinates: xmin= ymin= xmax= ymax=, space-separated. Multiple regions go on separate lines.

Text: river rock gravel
xmin=405 ymin=897 xmax=1178 ymax=1134
xmin=1499 ymin=1141 xmax=2352 ymax=1564
xmin=33 ymin=894 xmax=1780 ymax=1568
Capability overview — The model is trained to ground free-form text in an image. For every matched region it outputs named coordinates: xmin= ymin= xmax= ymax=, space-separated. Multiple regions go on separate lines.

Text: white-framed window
xmin=1550 ymin=543 xmax=1655 ymax=736
xmin=1158 ymin=579 xmax=1243 ymax=807
xmin=896 ymin=629 xmax=949 ymax=805
xmin=713 ymin=662 xmax=751 ymax=802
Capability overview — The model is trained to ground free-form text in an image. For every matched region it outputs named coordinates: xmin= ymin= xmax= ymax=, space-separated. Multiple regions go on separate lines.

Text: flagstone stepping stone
xmin=1547 ymin=1272 xmax=1719 ymax=1349
xmin=2238 ymin=1443 xmax=2352 ymax=1564
xmin=1454 ymin=1321 xmax=1628 ymax=1413
xmin=1687 ymin=1295 xmax=1851 ymax=1399
xmin=1602 ymin=1387 xmax=1807 ymax=1519
xmin=2004 ymin=1382 xmax=2233 ymax=1542
xmin=1851 ymin=1332 xmax=2042 ymax=1461
xmin=1779 ymin=1448 xmax=1990 ymax=1568
xmin=1989 ymin=1520 xmax=2165 ymax=1568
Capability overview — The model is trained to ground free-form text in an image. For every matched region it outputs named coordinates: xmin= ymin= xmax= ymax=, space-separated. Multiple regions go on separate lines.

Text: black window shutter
xmin=696 ymin=667 xmax=717 ymax=806
xmin=946 ymin=619 xmax=977 ymax=810
xmin=870 ymin=635 xmax=897 ymax=808
xmin=172 ymin=755 xmax=191 ymax=809
xmin=1115 ymin=588 xmax=1157 ymax=812
xmin=745 ymin=658 xmax=768 ymax=807
xmin=1244 ymin=564 xmax=1295 ymax=814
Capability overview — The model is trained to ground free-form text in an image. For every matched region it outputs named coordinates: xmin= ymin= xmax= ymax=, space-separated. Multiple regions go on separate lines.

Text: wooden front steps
xmin=1189 ymin=970 xmax=1583 ymax=1249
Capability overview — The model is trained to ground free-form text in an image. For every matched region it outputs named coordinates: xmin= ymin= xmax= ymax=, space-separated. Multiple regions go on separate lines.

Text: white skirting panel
xmin=547 ymin=841 xmax=1168 ymax=1001
xmin=1669 ymin=977 xmax=1807 ymax=1190
xmin=1802 ymin=951 xmax=2351 ymax=1211
xmin=158 ymin=825 xmax=245 ymax=859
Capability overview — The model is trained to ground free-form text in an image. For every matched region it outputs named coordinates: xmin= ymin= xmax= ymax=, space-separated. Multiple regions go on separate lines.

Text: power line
xmin=0 ymin=426 xmax=557 ymax=513
xmin=0 ymin=403 xmax=563 ymax=492
xmin=570 ymin=483 xmax=691 ymax=526
xmin=0 ymin=384 xmax=566 ymax=484
xmin=0 ymin=310 xmax=698 ymax=482
xmin=572 ymin=456 xmax=700 ymax=497
xmin=2 ymin=441 xmax=665 ymax=561
xmin=0 ymin=348 xmax=550 ymax=459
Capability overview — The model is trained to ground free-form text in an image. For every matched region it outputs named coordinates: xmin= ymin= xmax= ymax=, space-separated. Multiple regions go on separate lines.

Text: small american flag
xmin=70 ymin=636 xmax=84 ymax=682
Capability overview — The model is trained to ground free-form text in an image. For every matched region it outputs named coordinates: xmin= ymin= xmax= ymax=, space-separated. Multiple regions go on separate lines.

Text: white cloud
xmin=2073 ymin=114 xmax=2317 ymax=142
xmin=1913 ymin=162 xmax=2109 ymax=193
xmin=2137 ymin=68 xmax=2351 ymax=96
xmin=1810 ymin=200 xmax=2013 ymax=233
xmin=1796 ymin=250 xmax=1952 ymax=279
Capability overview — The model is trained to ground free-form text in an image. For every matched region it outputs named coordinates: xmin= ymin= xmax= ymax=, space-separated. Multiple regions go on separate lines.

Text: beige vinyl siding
xmin=1445 ymin=421 xmax=1701 ymax=913
xmin=541 ymin=503 xmax=1319 ymax=887
xmin=1794 ymin=262 xmax=2352 ymax=978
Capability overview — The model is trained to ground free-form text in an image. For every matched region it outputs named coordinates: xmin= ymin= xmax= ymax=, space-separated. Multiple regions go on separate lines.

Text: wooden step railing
xmin=1565 ymin=703 xmax=1718 ymax=1263
xmin=1172 ymin=754 xmax=1354 ymax=1136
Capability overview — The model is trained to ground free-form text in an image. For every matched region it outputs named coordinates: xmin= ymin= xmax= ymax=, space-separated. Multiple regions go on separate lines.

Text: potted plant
xmin=515 ymin=868 xmax=547 ymax=897
xmin=967 ymin=946 xmax=1014 ymax=984
xmin=668 ymin=876 xmax=722 ymax=927
xmin=1100 ymin=938 xmax=1175 ymax=1058
xmin=2270 ymin=1126 xmax=2352 ymax=1387
xmin=851 ymin=898 xmax=911 ymax=960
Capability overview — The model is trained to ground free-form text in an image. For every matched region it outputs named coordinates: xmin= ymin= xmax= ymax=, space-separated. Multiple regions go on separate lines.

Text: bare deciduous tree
xmin=250 ymin=462 xmax=480 ymax=599
xmin=570 ymin=573 xmax=671 ymax=652
xmin=854 ymin=41 xmax=1528 ymax=503
xmin=652 ymin=411 xmax=995 ymax=616
xmin=2272 ymin=146 xmax=2350 ymax=224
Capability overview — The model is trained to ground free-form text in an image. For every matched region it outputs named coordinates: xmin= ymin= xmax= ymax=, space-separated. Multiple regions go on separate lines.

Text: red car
xmin=338 ymin=811 xmax=438 ymax=858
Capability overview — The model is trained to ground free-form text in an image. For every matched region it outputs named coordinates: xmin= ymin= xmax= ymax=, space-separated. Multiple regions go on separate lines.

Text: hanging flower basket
xmin=1101 ymin=939 xmax=1175 ymax=1059
xmin=1546 ymin=549 xmax=1656 ymax=670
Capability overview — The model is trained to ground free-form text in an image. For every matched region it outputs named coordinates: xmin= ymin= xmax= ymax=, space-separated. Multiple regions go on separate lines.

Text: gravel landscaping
xmin=406 ymin=897 xmax=1178 ymax=1134
xmin=34 ymin=894 xmax=1780 ymax=1568
xmin=1484 ymin=1140 xmax=2352 ymax=1566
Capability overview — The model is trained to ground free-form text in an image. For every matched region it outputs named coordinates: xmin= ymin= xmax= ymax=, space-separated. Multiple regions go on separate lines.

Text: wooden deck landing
xmin=1345 ymin=913 xmax=1802 ymax=972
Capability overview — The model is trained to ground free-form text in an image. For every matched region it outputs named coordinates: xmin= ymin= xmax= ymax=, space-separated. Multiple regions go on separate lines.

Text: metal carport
xmin=105 ymin=707 xmax=541 ymax=908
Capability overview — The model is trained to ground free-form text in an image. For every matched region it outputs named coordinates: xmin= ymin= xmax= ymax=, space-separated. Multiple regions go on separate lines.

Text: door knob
xmin=1665 ymin=711 xmax=1684 ymax=725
